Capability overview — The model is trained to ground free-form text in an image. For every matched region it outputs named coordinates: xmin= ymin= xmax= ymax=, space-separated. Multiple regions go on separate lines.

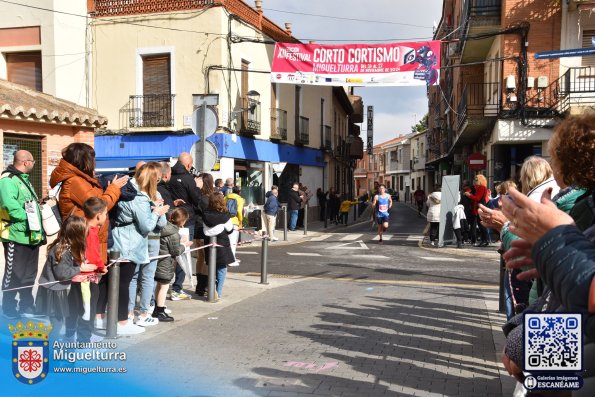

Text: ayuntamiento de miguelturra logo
xmin=9 ymin=321 xmax=51 ymax=385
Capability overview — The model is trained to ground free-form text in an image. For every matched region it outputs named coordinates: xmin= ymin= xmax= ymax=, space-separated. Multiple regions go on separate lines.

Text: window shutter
xmin=6 ymin=51 xmax=42 ymax=91
xmin=582 ymin=30 xmax=595 ymax=67
xmin=142 ymin=55 xmax=170 ymax=94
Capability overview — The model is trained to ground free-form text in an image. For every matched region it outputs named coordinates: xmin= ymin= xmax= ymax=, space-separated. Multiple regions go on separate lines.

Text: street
xmin=124 ymin=204 xmax=512 ymax=397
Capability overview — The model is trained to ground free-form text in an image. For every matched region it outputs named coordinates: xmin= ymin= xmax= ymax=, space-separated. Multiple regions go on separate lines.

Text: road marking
xmin=236 ymin=251 xmax=258 ymax=255
xmin=420 ymin=256 xmax=464 ymax=262
xmin=310 ymin=234 xmax=331 ymax=241
xmin=372 ymin=234 xmax=392 ymax=241
xmin=406 ymin=235 xmax=424 ymax=241
xmin=340 ymin=233 xmax=363 ymax=241
xmin=350 ymin=254 xmax=389 ymax=259
xmin=287 ymin=252 xmax=322 ymax=257
xmin=328 ymin=240 xmax=369 ymax=250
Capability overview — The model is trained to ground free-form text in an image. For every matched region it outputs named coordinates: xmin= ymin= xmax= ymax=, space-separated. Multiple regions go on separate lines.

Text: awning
xmin=95 ymin=156 xmax=170 ymax=172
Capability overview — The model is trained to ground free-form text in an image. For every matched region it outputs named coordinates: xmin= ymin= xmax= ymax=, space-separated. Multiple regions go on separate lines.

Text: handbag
xmin=40 ymin=200 xmax=60 ymax=236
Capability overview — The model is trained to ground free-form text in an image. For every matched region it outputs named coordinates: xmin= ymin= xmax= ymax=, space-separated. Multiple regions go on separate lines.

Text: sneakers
xmin=95 ymin=317 xmax=106 ymax=330
xmin=170 ymin=290 xmax=192 ymax=301
xmin=19 ymin=306 xmax=37 ymax=318
xmin=229 ymin=261 xmax=240 ymax=267
xmin=152 ymin=307 xmax=174 ymax=322
xmin=135 ymin=315 xmax=159 ymax=327
xmin=271 ymin=236 xmax=279 ymax=241
xmin=117 ymin=321 xmax=145 ymax=335
xmin=2 ymin=311 xmax=19 ymax=320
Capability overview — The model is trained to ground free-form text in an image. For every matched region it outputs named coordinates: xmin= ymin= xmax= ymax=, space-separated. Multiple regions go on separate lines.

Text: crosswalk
xmin=310 ymin=233 xmax=423 ymax=242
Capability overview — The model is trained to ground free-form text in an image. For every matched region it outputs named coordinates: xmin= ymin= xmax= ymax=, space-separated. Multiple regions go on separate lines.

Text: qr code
xmin=524 ymin=313 xmax=582 ymax=371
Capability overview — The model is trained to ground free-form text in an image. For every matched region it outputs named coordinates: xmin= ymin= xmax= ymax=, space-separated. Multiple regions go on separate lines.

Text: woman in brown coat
xmin=49 ymin=143 xmax=128 ymax=262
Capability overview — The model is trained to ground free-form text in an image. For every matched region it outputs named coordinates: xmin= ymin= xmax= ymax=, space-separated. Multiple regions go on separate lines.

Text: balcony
xmin=239 ymin=97 xmax=261 ymax=135
xmin=460 ymin=0 xmax=501 ymax=62
xmin=295 ymin=116 xmax=309 ymax=145
xmin=525 ymin=67 xmax=595 ymax=117
xmin=126 ymin=94 xmax=175 ymax=128
xmin=322 ymin=125 xmax=332 ymax=150
xmin=569 ymin=0 xmax=595 ymax=10
xmin=455 ymin=82 xmax=501 ymax=146
xmin=270 ymin=108 xmax=287 ymax=140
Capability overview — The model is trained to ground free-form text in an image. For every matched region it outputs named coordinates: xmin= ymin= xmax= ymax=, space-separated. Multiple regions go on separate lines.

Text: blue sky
xmin=256 ymin=0 xmax=443 ymax=144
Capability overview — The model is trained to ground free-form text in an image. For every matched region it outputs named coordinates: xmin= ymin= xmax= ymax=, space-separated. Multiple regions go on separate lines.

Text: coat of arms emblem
xmin=9 ymin=321 xmax=52 ymax=385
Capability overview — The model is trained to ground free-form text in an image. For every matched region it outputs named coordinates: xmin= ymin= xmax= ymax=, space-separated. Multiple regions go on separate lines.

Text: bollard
xmin=283 ymin=205 xmax=288 ymax=241
xmin=106 ymin=250 xmax=121 ymax=339
xmin=260 ymin=237 xmax=269 ymax=285
xmin=353 ymin=202 xmax=357 ymax=222
xmin=324 ymin=203 xmax=328 ymax=229
xmin=208 ymin=236 xmax=217 ymax=303
xmin=303 ymin=204 xmax=308 ymax=235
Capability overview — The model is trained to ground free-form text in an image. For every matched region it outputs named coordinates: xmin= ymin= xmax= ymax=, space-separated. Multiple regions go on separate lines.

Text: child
xmin=36 ymin=216 xmax=97 ymax=339
xmin=76 ymin=197 xmax=108 ymax=323
xmin=203 ymin=193 xmax=235 ymax=300
xmin=339 ymin=196 xmax=359 ymax=225
xmin=453 ymin=202 xmax=467 ymax=249
xmin=153 ymin=208 xmax=192 ymax=321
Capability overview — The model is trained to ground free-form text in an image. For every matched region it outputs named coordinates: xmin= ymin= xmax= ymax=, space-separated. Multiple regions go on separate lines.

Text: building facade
xmin=89 ymin=0 xmax=363 ymax=206
xmin=428 ymin=0 xmax=595 ymax=190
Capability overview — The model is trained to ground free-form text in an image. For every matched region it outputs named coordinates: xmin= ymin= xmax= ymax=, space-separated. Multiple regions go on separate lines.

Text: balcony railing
xmin=270 ymin=108 xmax=287 ymax=140
xmin=469 ymin=0 xmax=501 ymax=17
xmin=322 ymin=125 xmax=332 ymax=150
xmin=296 ymin=116 xmax=310 ymax=145
xmin=127 ymin=94 xmax=175 ymax=128
xmin=239 ymin=98 xmax=261 ymax=134
xmin=456 ymin=82 xmax=501 ymax=131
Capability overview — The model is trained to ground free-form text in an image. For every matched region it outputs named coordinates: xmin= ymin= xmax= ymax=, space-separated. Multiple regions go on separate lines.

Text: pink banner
xmin=271 ymin=41 xmax=441 ymax=87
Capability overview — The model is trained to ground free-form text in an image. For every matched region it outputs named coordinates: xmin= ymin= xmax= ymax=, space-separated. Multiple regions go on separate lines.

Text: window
xmin=6 ymin=51 xmax=42 ymax=91
xmin=582 ymin=30 xmax=595 ymax=67
xmin=399 ymin=176 xmax=404 ymax=191
xmin=141 ymin=54 xmax=172 ymax=127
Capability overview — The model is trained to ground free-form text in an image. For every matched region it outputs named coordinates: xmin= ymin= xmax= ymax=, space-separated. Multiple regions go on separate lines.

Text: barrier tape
xmin=1 ymin=243 xmax=216 ymax=293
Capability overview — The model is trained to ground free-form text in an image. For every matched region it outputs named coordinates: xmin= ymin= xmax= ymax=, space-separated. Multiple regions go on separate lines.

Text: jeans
xmin=503 ymin=269 xmax=515 ymax=320
xmin=429 ymin=222 xmax=439 ymax=242
xmin=173 ymin=222 xmax=195 ymax=292
xmin=289 ymin=210 xmax=298 ymax=230
xmin=128 ymin=238 xmax=159 ymax=313
xmin=216 ymin=266 xmax=227 ymax=297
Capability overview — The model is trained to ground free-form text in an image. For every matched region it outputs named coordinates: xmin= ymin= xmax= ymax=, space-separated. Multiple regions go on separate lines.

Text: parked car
xmin=387 ymin=188 xmax=399 ymax=202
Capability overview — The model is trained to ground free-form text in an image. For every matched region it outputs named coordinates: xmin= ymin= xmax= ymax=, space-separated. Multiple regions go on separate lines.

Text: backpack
xmin=226 ymin=197 xmax=238 ymax=217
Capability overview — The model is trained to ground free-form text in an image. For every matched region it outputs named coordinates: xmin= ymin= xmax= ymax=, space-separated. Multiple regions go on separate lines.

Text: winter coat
xmin=155 ymin=222 xmax=186 ymax=282
xmin=202 ymin=209 xmax=235 ymax=267
xmin=426 ymin=192 xmax=442 ymax=223
xmin=111 ymin=179 xmax=166 ymax=264
xmin=264 ymin=191 xmax=280 ymax=216
xmin=0 ymin=165 xmax=44 ymax=245
xmin=37 ymin=246 xmax=81 ymax=291
xmin=224 ymin=193 xmax=244 ymax=227
xmin=339 ymin=200 xmax=358 ymax=213
xmin=452 ymin=204 xmax=466 ymax=229
xmin=467 ymin=184 xmax=488 ymax=216
xmin=193 ymin=193 xmax=209 ymax=240
xmin=526 ymin=177 xmax=560 ymax=203
xmin=287 ymin=190 xmax=302 ymax=211
xmin=50 ymin=159 xmax=121 ymax=262
xmin=168 ymin=161 xmax=202 ymax=223
xmin=157 ymin=180 xmax=174 ymax=208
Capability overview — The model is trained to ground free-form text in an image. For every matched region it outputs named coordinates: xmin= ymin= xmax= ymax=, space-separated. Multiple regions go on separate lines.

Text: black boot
xmin=457 ymin=241 xmax=462 ymax=249
xmin=152 ymin=306 xmax=174 ymax=322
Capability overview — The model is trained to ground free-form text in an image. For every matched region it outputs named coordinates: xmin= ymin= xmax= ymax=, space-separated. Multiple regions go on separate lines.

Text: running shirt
xmin=376 ymin=194 xmax=390 ymax=217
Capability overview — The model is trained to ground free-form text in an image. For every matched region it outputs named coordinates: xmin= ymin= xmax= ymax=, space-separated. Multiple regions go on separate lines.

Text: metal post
xmin=353 ymin=202 xmax=357 ymax=222
xmin=283 ymin=204 xmax=288 ymax=241
xmin=106 ymin=251 xmax=120 ymax=339
xmin=260 ymin=237 xmax=269 ymax=285
xmin=324 ymin=203 xmax=328 ymax=228
xmin=198 ymin=102 xmax=207 ymax=172
xmin=208 ymin=236 xmax=217 ymax=302
xmin=498 ymin=256 xmax=505 ymax=313
xmin=303 ymin=204 xmax=308 ymax=235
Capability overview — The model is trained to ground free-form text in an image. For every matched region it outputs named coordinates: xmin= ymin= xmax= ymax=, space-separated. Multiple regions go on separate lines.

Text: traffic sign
xmin=467 ymin=152 xmax=487 ymax=171
xmin=191 ymin=106 xmax=218 ymax=138
xmin=194 ymin=140 xmax=218 ymax=171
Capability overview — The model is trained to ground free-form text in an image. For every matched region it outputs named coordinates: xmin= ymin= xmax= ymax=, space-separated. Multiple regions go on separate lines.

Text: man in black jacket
xmin=287 ymin=182 xmax=303 ymax=231
xmin=167 ymin=152 xmax=202 ymax=300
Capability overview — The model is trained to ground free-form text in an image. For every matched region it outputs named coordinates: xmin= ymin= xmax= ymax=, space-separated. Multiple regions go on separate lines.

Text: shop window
xmin=3 ymin=134 xmax=43 ymax=196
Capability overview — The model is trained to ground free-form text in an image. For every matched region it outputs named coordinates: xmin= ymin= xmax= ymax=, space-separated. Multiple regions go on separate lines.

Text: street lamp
xmin=231 ymin=90 xmax=261 ymax=115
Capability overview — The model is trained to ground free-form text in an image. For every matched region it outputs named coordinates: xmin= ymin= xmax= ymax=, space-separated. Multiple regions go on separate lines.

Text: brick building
xmin=0 ymin=79 xmax=105 ymax=198
xmin=428 ymin=0 xmax=595 ymax=190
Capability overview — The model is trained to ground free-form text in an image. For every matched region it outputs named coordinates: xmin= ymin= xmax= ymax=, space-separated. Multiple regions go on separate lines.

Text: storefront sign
xmin=271 ymin=41 xmax=441 ymax=87
xmin=367 ymin=106 xmax=374 ymax=155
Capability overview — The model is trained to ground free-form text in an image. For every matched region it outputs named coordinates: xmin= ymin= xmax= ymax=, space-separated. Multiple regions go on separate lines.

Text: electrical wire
xmin=262 ymin=7 xmax=433 ymax=28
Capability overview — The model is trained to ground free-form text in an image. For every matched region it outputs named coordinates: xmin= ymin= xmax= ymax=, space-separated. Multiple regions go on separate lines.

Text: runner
xmin=371 ymin=184 xmax=392 ymax=243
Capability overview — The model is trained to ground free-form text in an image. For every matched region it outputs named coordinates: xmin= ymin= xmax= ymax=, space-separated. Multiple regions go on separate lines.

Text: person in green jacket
xmin=0 ymin=150 xmax=45 ymax=319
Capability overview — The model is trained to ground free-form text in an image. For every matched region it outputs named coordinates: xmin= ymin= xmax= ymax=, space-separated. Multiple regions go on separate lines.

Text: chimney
xmin=255 ymin=0 xmax=262 ymax=12
xmin=285 ymin=22 xmax=292 ymax=35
